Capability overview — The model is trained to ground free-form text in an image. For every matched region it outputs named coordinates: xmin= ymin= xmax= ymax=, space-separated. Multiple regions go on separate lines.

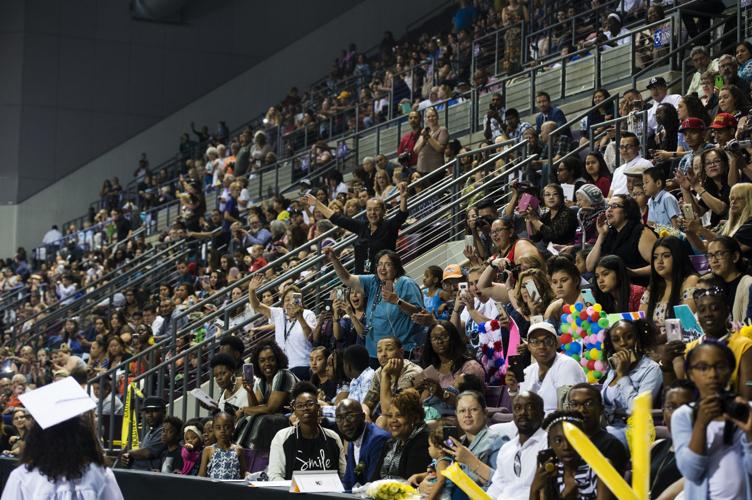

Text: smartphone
xmin=524 ymin=280 xmax=541 ymax=303
xmin=581 ymin=288 xmax=596 ymax=306
xmin=242 ymin=363 xmax=254 ymax=384
xmin=464 ymin=234 xmax=475 ymax=248
xmin=323 ymin=299 xmax=333 ymax=312
xmin=508 ymin=355 xmax=525 ymax=383
xmin=665 ymin=319 xmax=682 ymax=343
xmin=458 ymin=282 xmax=469 ymax=293
xmin=607 ymin=355 xmax=617 ymax=370
xmin=681 ymin=203 xmax=694 ymax=221
xmin=442 ymin=426 xmax=461 ymax=448
xmin=537 ymin=448 xmax=556 ymax=464
xmin=335 ymin=287 xmax=346 ymax=302
xmin=291 ymin=292 xmax=303 ymax=307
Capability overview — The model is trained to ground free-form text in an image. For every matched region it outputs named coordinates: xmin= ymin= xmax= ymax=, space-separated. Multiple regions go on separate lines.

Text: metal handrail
xmin=88 ymin=141 xmax=536 ymax=441
xmin=522 ymin=0 xmax=621 ymax=65
xmin=546 ymin=93 xmax=621 ymax=167
xmin=89 ymin=138 xmax=528 ymax=394
xmin=631 ymin=10 xmax=734 ymax=89
xmin=588 ymin=109 xmax=649 ymax=167
xmin=8 ymin=240 xmax=189 ymax=347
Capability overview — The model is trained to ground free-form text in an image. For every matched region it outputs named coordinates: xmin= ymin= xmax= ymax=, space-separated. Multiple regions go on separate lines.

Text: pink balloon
xmin=594 ymin=361 xmax=605 ymax=371
xmin=597 ymin=332 xmax=605 ymax=342
xmin=580 ymin=358 xmax=588 ymax=367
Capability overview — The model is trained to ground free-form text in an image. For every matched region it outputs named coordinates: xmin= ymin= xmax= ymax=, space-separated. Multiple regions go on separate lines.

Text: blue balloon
xmin=575 ymin=303 xmax=584 ymax=312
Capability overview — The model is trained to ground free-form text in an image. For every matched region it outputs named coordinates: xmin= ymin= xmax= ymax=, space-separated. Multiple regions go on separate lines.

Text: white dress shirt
xmin=487 ymin=427 xmax=549 ymax=499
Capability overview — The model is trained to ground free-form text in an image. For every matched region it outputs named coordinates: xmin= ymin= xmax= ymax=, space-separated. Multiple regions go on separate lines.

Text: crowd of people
xmin=1 ymin=1 xmax=751 ymax=499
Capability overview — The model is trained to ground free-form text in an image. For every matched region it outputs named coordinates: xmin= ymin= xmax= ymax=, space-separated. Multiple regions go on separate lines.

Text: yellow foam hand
xmin=562 ymin=391 xmax=653 ymax=500
xmin=441 ymin=462 xmax=491 ymax=500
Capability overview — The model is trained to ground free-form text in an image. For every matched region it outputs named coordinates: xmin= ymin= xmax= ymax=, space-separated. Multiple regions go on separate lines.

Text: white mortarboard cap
xmin=19 ymin=377 xmax=96 ymax=430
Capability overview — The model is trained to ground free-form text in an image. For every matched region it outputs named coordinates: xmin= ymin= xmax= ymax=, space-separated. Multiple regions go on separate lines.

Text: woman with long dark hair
xmin=640 ymin=236 xmax=699 ymax=338
xmin=527 ymin=183 xmax=578 ymax=246
xmin=3 ymin=410 xmax=122 ymax=498
xmin=582 ymin=152 xmax=612 ymax=197
xmin=651 ymin=103 xmax=681 ymax=167
xmin=592 ymin=255 xmax=645 ymax=313
xmin=707 ymin=236 xmax=752 ymax=322
xmin=420 ymin=320 xmax=485 ymax=391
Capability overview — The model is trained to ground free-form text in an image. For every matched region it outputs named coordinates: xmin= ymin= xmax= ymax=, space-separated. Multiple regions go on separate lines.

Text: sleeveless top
xmin=207 ymin=446 xmax=241 ymax=479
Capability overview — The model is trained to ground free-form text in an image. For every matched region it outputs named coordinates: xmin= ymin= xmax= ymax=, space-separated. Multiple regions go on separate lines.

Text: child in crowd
xmin=422 ymin=266 xmax=451 ymax=320
xmin=198 ymin=412 xmax=246 ymax=479
xmin=643 ymin=166 xmax=681 ymax=229
xmin=160 ymin=416 xmax=184 ymax=474
xmin=180 ymin=424 xmax=204 ymax=476
xmin=201 ymin=417 xmax=215 ymax=446
xmin=409 ymin=425 xmax=455 ymax=500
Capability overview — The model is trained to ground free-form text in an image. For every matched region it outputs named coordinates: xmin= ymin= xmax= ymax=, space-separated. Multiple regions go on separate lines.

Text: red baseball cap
xmin=678 ymin=117 xmax=706 ymax=132
xmin=709 ymin=112 xmax=738 ymax=129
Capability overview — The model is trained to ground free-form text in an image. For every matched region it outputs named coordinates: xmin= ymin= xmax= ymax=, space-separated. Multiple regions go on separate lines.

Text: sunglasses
xmin=692 ymin=286 xmax=725 ymax=301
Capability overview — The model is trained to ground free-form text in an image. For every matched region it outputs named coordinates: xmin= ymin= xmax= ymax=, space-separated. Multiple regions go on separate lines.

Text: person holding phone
xmin=586 ymin=194 xmax=657 ymax=286
xmin=672 ymin=341 xmax=752 ymax=499
xmin=600 ymin=320 xmax=663 ymax=446
xmin=414 ymin=107 xmax=449 ymax=176
xmin=248 ymin=276 xmax=316 ymax=380
xmin=323 ymin=246 xmax=423 ymax=367
xmin=527 ymin=184 xmax=578 ymax=246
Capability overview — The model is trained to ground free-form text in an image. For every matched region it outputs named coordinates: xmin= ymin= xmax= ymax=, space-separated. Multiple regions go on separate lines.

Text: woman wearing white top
xmin=2 ymin=412 xmax=123 ymax=500
xmin=248 ymin=277 xmax=317 ymax=380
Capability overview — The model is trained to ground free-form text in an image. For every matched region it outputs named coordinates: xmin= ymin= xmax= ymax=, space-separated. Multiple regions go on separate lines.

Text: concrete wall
xmin=0 ymin=0 xmax=439 ymax=256
xmin=0 ymin=0 xmax=366 ymax=203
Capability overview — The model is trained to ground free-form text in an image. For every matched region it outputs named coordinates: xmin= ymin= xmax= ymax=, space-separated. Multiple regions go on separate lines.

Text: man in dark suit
xmin=336 ymin=399 xmax=390 ymax=490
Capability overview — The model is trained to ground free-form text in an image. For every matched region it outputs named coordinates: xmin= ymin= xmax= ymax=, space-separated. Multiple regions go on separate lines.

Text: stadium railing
xmin=89 ymin=138 xmax=534 ymax=448
xmin=7 ymin=240 xmax=192 ymax=348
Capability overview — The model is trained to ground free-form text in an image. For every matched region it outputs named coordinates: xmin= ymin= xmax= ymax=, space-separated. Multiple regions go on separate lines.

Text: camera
xmin=724 ymin=139 xmax=752 ymax=152
xmin=398 ymin=151 xmax=412 ymax=165
xmin=720 ymin=389 xmax=750 ymax=421
xmin=498 ymin=264 xmax=521 ymax=283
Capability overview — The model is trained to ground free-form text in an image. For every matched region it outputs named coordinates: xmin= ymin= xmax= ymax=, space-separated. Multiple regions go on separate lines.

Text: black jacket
xmin=371 ymin=426 xmax=430 ymax=482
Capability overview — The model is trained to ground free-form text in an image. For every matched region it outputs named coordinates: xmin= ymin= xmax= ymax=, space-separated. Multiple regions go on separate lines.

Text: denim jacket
xmin=672 ymin=403 xmax=752 ymax=499
xmin=600 ymin=355 xmax=662 ymax=424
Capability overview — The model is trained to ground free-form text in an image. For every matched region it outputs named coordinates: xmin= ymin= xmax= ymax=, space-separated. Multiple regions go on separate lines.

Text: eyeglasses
xmin=689 ymin=363 xmax=730 ymax=374
xmin=528 ymin=337 xmax=556 ymax=347
xmin=704 ymin=159 xmax=723 ymax=166
xmin=491 ymin=227 xmax=511 ymax=235
xmin=293 ymin=401 xmax=318 ymax=411
xmin=431 ymin=334 xmax=450 ymax=343
xmin=607 ymin=203 xmax=624 ymax=210
xmin=707 ymin=250 xmax=729 ymax=261
xmin=692 ymin=286 xmax=725 ymax=301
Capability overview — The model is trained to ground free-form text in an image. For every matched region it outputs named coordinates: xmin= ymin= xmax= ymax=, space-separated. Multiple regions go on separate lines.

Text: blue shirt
xmin=647 ymin=189 xmax=681 ymax=228
xmin=359 ymin=274 xmax=423 ymax=357
xmin=535 ymin=106 xmax=567 ymax=132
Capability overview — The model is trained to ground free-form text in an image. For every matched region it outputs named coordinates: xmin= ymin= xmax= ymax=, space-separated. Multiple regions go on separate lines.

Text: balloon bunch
xmin=559 ymin=302 xmax=611 ymax=383
xmin=478 ymin=320 xmax=505 ymax=385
